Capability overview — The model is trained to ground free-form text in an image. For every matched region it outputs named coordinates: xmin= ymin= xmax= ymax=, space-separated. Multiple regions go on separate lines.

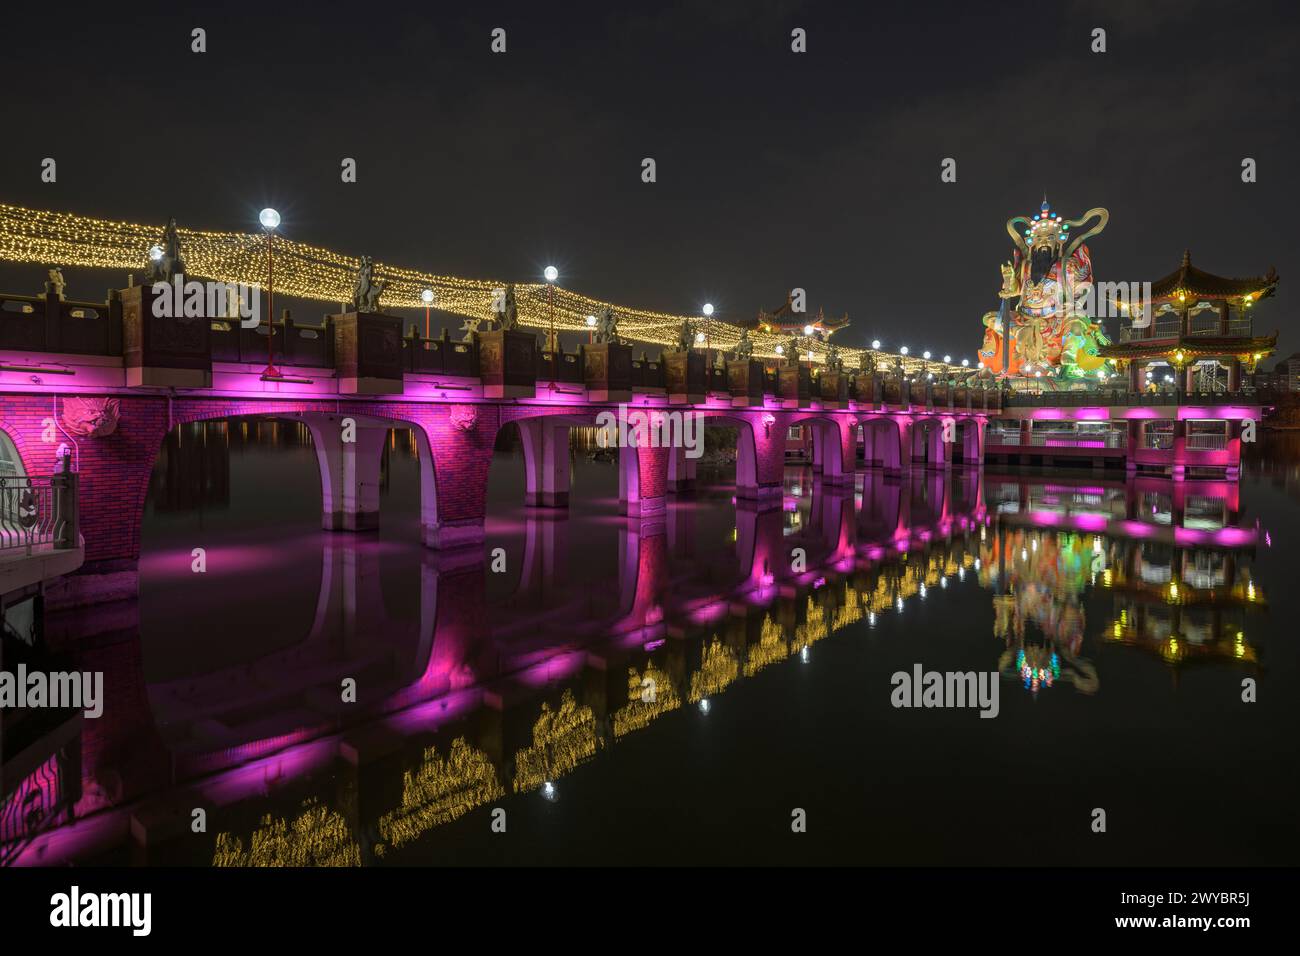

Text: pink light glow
xmin=1119 ymin=520 xmax=1157 ymax=538
xmin=513 ymin=650 xmax=587 ymax=687
xmin=182 ymin=725 xmax=327 ymax=776
xmin=384 ymin=688 xmax=483 ymax=735
xmin=1177 ymin=406 xmax=1256 ymax=421
xmin=196 ymin=738 xmax=338 ymax=804
xmin=1174 ymin=526 xmax=1257 ymax=548
xmin=687 ymin=600 xmax=730 ymax=625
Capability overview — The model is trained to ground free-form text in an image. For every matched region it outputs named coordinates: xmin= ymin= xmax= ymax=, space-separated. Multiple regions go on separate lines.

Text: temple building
xmin=1100 ymin=251 xmax=1279 ymax=393
xmin=738 ymin=293 xmax=850 ymax=340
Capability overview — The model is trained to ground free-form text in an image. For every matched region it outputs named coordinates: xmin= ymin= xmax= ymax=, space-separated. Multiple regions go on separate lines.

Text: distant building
xmin=1272 ymin=353 xmax=1300 ymax=392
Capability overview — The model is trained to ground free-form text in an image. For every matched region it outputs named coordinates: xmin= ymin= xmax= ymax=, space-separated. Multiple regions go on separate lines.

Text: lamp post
xmin=702 ymin=302 xmax=714 ymax=361
xmin=421 ymin=288 xmax=434 ymax=338
xmin=258 ymin=208 xmax=281 ymax=379
xmin=544 ymin=266 xmax=558 ymax=362
xmin=586 ymin=313 xmax=596 ymax=344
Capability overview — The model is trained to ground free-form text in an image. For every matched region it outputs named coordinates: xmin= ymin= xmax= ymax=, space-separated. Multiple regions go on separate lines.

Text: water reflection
xmin=1 ymin=424 xmax=1278 ymax=865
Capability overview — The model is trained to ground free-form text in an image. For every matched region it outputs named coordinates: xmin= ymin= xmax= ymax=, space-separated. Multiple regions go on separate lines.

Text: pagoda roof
xmin=1098 ymin=331 xmax=1278 ymax=361
xmin=739 ymin=298 xmax=850 ymax=335
xmin=1150 ymin=250 xmax=1278 ymax=302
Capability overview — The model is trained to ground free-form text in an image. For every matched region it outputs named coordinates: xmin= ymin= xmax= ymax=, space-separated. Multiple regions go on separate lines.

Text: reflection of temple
xmin=979 ymin=476 xmax=1265 ymax=693
xmin=984 ymin=524 xmax=1099 ymax=696
xmin=1103 ymin=533 xmax=1262 ymax=675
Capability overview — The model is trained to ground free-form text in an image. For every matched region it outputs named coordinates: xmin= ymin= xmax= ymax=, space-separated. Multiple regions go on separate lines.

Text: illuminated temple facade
xmin=1100 ymin=250 xmax=1279 ymax=393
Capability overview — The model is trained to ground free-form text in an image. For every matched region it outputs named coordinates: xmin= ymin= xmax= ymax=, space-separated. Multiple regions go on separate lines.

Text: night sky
xmin=2 ymin=0 xmax=1296 ymax=358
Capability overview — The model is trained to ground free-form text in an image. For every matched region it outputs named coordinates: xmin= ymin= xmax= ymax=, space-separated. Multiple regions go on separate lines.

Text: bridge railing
xmin=210 ymin=314 xmax=336 ymax=368
xmin=403 ymin=329 xmax=479 ymax=377
xmin=0 ymin=465 xmax=79 ymax=557
xmin=1003 ymin=387 xmax=1258 ymax=408
xmin=0 ymin=283 xmax=1009 ymax=410
xmin=0 ymin=290 xmax=122 ymax=356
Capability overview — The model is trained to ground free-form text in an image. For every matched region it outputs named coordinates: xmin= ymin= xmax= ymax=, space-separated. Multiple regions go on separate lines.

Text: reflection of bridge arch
xmin=10 ymin=466 xmax=1006 ymax=861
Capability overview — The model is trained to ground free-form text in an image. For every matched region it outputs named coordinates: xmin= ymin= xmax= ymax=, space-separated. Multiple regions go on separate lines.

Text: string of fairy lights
xmin=0 ymin=202 xmax=968 ymax=375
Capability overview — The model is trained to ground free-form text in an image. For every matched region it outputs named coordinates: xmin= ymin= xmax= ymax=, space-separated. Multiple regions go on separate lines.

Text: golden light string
xmin=0 ymin=202 xmax=967 ymax=374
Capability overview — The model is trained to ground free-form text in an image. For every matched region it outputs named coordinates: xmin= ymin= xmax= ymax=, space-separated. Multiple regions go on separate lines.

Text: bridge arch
xmin=664 ymin=412 xmax=760 ymax=494
xmin=910 ymin=415 xmax=950 ymax=469
xmin=0 ymin=424 xmax=28 ymax=478
xmin=859 ymin=416 xmax=905 ymax=473
xmin=788 ymin=412 xmax=854 ymax=484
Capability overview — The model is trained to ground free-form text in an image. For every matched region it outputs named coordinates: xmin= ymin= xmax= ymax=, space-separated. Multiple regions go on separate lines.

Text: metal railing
xmin=1028 ymin=431 xmax=1126 ymax=449
xmin=1186 ymin=433 xmax=1228 ymax=451
xmin=1143 ymin=432 xmax=1174 ymax=450
xmin=0 ymin=467 xmax=79 ymax=556
xmin=1003 ymin=387 xmax=1257 ymax=408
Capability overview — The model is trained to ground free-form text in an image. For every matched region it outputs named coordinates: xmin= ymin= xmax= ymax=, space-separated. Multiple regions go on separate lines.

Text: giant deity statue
xmin=977 ymin=200 xmax=1112 ymax=383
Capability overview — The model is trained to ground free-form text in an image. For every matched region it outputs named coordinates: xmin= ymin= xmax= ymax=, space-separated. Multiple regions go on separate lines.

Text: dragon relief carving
xmin=449 ymin=405 xmax=479 ymax=432
xmin=61 ymin=397 xmax=120 ymax=438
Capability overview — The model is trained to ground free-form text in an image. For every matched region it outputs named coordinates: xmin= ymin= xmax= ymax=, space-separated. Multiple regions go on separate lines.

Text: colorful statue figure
xmin=978 ymin=311 xmax=1004 ymax=372
xmin=978 ymin=199 xmax=1112 ymax=382
xmin=997 ymin=261 xmax=1019 ymax=299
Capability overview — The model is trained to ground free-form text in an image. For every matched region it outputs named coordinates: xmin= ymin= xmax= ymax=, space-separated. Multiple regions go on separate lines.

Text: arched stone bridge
xmin=0 ymin=304 xmax=992 ymax=604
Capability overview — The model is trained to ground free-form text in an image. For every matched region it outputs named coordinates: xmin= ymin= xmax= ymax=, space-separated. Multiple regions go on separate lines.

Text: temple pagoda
xmin=738 ymin=293 xmax=849 ymax=340
xmin=1099 ymin=251 xmax=1278 ymax=392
